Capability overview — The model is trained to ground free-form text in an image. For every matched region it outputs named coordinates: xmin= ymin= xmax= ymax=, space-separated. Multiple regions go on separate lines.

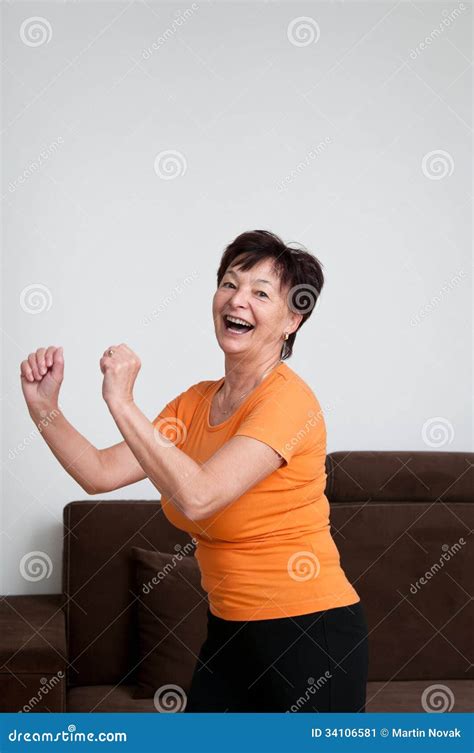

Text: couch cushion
xmin=130 ymin=546 xmax=208 ymax=699
xmin=62 ymin=500 xmax=195 ymax=688
xmin=67 ymin=683 xmax=156 ymax=712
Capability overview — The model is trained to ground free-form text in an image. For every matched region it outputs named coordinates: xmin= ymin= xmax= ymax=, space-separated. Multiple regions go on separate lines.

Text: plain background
xmin=1 ymin=0 xmax=472 ymax=594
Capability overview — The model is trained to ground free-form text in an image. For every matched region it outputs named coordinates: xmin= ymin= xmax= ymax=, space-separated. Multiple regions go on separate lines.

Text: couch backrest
xmin=328 ymin=451 xmax=473 ymax=682
xmin=62 ymin=451 xmax=473 ymax=686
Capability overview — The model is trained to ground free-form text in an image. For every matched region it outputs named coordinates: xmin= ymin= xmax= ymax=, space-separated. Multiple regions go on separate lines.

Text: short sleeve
xmin=151 ymin=392 xmax=185 ymax=448
xmin=234 ymin=380 xmax=325 ymax=466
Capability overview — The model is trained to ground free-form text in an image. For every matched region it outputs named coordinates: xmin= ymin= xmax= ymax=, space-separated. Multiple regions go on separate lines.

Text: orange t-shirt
xmin=152 ymin=361 xmax=360 ymax=621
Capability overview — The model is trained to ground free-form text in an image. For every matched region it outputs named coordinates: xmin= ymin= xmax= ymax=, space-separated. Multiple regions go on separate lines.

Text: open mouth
xmin=222 ymin=314 xmax=255 ymax=335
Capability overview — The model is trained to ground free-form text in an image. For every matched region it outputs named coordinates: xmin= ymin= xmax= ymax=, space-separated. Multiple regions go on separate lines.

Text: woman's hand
xmin=100 ymin=343 xmax=141 ymax=410
xmin=20 ymin=345 xmax=64 ymax=412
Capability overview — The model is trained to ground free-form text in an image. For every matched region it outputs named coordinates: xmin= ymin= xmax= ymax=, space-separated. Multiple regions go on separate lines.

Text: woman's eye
xmin=222 ymin=282 xmax=267 ymax=298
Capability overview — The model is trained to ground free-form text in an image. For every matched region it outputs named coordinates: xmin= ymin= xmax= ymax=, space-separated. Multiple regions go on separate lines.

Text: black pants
xmin=185 ymin=601 xmax=369 ymax=712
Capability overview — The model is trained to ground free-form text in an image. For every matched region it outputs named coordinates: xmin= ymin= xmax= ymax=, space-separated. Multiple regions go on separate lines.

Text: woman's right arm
xmin=21 ymin=346 xmax=147 ymax=495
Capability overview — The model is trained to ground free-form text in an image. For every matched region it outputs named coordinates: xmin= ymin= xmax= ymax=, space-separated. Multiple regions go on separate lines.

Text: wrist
xmin=29 ymin=402 xmax=61 ymax=425
xmin=106 ymin=396 xmax=135 ymax=417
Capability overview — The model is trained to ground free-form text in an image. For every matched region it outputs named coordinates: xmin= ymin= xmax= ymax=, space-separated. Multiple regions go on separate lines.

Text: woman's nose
xmin=229 ymin=288 xmax=250 ymax=306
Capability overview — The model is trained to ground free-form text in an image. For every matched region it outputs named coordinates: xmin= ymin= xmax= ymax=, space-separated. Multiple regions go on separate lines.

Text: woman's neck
xmin=220 ymin=354 xmax=282 ymax=400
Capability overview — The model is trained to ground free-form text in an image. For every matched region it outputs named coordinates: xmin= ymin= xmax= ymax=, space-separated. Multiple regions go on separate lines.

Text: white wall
xmin=1 ymin=0 xmax=472 ymax=594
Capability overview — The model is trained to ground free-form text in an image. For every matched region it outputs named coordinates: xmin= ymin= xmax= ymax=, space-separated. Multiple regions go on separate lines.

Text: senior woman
xmin=20 ymin=229 xmax=368 ymax=713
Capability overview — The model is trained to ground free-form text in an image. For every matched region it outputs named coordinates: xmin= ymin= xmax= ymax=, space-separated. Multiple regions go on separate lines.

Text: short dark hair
xmin=216 ymin=229 xmax=325 ymax=360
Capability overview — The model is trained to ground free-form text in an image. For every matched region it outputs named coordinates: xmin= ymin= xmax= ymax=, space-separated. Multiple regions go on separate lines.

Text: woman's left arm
xmin=108 ymin=401 xmax=282 ymax=521
xmin=101 ymin=343 xmax=283 ymax=521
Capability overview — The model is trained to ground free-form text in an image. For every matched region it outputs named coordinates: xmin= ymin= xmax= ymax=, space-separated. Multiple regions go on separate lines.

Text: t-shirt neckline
xmin=206 ymin=361 xmax=287 ymax=430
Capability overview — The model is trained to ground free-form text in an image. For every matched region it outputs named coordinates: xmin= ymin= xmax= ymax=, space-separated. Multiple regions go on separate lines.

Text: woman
xmin=20 ymin=229 xmax=368 ymax=713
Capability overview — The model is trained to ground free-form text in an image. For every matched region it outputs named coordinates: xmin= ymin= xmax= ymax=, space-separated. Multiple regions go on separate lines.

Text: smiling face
xmin=212 ymin=254 xmax=302 ymax=361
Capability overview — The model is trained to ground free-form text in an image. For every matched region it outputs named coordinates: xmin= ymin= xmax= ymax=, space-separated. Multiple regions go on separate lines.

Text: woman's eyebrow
xmin=226 ymin=270 xmax=274 ymax=287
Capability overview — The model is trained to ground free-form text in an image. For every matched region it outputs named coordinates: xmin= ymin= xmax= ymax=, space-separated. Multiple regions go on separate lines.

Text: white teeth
xmin=225 ymin=315 xmax=254 ymax=327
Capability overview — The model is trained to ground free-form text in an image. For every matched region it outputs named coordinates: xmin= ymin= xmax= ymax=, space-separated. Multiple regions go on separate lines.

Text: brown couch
xmin=1 ymin=451 xmax=472 ymax=713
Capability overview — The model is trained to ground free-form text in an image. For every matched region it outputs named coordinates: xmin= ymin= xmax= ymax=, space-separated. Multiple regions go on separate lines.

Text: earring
xmin=283 ymin=332 xmax=289 ymax=341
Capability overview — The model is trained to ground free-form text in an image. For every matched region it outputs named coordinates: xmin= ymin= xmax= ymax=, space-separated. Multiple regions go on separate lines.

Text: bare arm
xmin=107 ymin=399 xmax=282 ymax=521
xmin=97 ymin=440 xmax=148 ymax=492
xmin=21 ymin=345 xmax=147 ymax=495
xmin=28 ymin=404 xmax=105 ymax=494
xmin=29 ymin=406 xmax=148 ymax=494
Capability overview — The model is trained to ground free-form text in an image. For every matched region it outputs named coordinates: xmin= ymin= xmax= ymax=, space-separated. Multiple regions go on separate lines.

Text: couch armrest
xmin=0 ymin=595 xmax=67 ymax=712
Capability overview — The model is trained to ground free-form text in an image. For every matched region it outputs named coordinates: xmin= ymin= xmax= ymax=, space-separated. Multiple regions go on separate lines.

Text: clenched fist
xmin=20 ymin=345 xmax=64 ymax=411
xmin=99 ymin=343 xmax=141 ymax=408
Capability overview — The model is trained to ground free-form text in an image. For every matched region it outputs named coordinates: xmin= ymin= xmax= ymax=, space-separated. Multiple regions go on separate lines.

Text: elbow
xmin=184 ymin=491 xmax=212 ymax=523
xmin=184 ymin=503 xmax=207 ymax=523
xmin=82 ymin=482 xmax=105 ymax=496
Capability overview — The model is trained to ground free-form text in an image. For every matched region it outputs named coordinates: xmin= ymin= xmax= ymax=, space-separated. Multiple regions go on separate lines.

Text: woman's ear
xmin=289 ymin=312 xmax=303 ymax=335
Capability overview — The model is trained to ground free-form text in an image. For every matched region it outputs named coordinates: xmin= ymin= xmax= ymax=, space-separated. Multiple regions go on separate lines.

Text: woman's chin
xmin=216 ymin=331 xmax=254 ymax=352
